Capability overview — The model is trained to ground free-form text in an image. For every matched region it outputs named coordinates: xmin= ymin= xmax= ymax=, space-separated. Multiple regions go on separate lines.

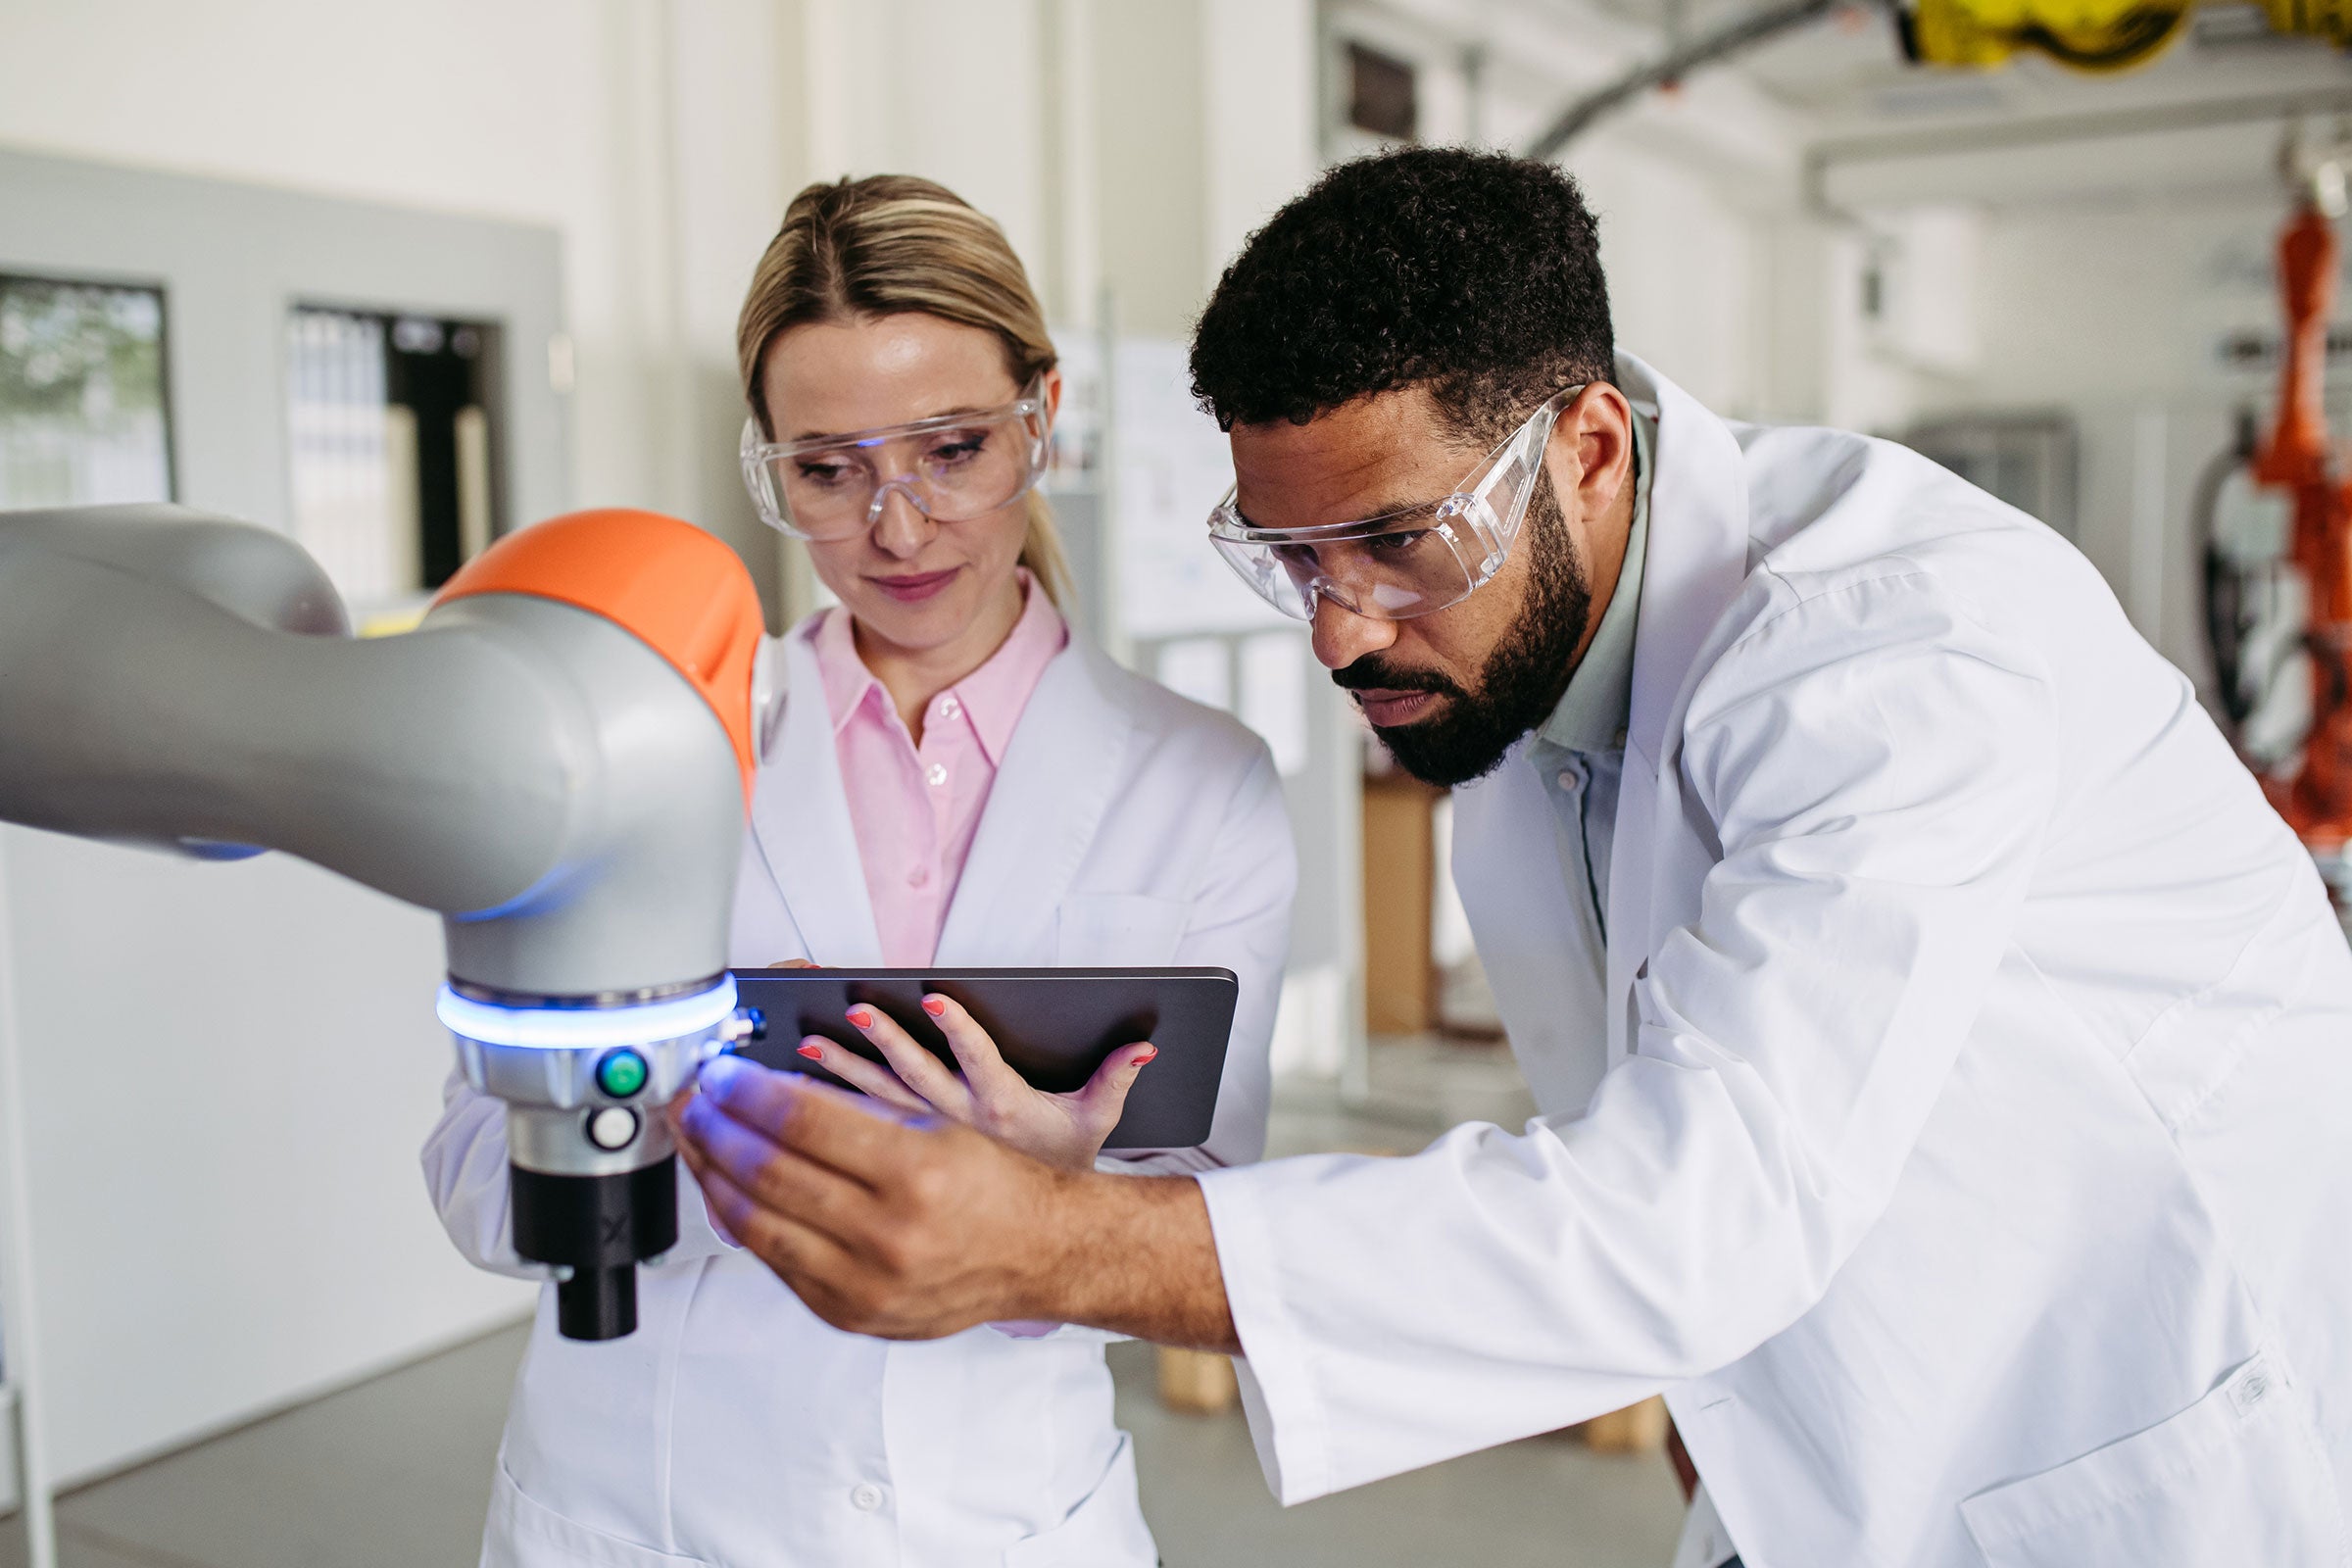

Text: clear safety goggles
xmin=1206 ymin=386 xmax=1581 ymax=621
xmin=741 ymin=378 xmax=1052 ymax=542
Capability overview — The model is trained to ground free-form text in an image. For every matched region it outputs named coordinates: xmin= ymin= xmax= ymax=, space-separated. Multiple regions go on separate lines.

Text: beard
xmin=1335 ymin=479 xmax=1592 ymax=788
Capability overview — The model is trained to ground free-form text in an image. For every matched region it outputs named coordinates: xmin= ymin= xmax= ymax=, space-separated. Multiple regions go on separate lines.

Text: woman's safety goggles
xmin=741 ymin=378 xmax=1052 ymax=542
xmin=1205 ymin=386 xmax=1581 ymax=621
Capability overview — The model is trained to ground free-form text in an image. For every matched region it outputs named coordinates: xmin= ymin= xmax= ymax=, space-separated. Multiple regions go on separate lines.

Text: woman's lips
xmin=1351 ymin=688 xmax=1442 ymax=726
xmin=867 ymin=568 xmax=959 ymax=604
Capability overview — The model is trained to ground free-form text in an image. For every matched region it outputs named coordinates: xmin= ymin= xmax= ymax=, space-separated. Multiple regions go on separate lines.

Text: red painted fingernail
xmin=1134 ymin=1046 xmax=1157 ymax=1065
xmin=797 ymin=1043 xmax=824 ymax=1060
xmin=922 ymin=996 xmax=947 ymax=1017
xmin=849 ymin=1007 xmax=874 ymax=1028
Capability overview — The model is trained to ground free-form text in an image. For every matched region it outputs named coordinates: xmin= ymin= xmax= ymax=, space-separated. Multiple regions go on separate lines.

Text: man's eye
xmin=1362 ymin=529 xmax=1432 ymax=557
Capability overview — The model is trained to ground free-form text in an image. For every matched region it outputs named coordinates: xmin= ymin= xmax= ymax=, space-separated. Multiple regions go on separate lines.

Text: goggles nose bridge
xmin=863 ymin=474 xmax=937 ymax=529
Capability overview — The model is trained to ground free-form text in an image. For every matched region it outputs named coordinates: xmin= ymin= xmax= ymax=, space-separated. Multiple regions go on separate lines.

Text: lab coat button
xmin=937 ymin=696 xmax=960 ymax=720
xmin=850 ymin=1482 xmax=885 ymax=1513
xmin=925 ymin=762 xmax=948 ymax=788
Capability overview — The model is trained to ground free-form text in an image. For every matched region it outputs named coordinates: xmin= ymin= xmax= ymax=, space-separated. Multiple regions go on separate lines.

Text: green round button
xmin=596 ymin=1048 xmax=649 ymax=1099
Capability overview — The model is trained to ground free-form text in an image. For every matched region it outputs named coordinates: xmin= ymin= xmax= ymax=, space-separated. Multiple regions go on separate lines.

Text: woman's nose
xmin=866 ymin=484 xmax=937 ymax=558
xmin=1309 ymin=595 xmax=1397 ymax=669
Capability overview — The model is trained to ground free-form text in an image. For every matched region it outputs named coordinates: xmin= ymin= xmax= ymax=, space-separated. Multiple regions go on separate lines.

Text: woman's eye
xmin=794 ymin=460 xmax=857 ymax=488
xmin=925 ymin=432 xmax=990 ymax=467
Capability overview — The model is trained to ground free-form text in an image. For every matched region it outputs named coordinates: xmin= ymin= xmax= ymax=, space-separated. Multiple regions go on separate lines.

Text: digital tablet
xmin=728 ymin=967 xmax=1239 ymax=1150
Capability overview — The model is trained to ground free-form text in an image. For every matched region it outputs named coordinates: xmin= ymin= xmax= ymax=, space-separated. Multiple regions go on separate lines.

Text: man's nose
xmin=867 ymin=483 xmax=937 ymax=558
xmin=1309 ymin=595 xmax=1396 ymax=669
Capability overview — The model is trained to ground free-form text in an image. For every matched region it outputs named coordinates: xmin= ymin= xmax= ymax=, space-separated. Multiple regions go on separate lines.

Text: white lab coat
xmin=1199 ymin=355 xmax=2352 ymax=1568
xmin=426 ymin=620 xmax=1296 ymax=1568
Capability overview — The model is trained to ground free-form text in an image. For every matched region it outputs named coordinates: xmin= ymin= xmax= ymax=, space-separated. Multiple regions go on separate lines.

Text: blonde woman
xmin=424 ymin=174 xmax=1296 ymax=1567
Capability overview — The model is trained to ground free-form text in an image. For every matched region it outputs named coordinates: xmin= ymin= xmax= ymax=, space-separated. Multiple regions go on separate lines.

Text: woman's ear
xmin=1042 ymin=366 xmax=1064 ymax=426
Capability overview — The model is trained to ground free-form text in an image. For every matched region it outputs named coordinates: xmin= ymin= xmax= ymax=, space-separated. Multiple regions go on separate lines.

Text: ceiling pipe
xmin=1523 ymin=0 xmax=1846 ymax=160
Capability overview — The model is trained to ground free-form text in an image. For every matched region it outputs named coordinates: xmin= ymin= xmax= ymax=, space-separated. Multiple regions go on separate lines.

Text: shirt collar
xmin=1533 ymin=402 xmax=1655 ymax=758
xmin=810 ymin=571 xmax=1068 ymax=764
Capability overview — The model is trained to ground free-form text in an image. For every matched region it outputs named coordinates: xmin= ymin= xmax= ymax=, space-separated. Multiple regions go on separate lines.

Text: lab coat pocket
xmin=1054 ymin=893 xmax=1187 ymax=966
xmin=1003 ymin=1432 xmax=1158 ymax=1568
xmin=484 ymin=1456 xmax=709 ymax=1568
xmin=1959 ymin=1350 xmax=2345 ymax=1568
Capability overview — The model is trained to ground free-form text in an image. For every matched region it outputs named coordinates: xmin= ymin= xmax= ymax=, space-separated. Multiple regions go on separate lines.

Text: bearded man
xmin=676 ymin=148 xmax=2352 ymax=1568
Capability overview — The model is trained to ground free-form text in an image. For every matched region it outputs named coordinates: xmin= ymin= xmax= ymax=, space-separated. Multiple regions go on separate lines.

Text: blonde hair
xmin=736 ymin=173 xmax=1072 ymax=606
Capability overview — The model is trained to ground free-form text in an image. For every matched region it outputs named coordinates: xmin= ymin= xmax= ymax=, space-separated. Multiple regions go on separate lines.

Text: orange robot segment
xmin=435 ymin=509 xmax=764 ymax=805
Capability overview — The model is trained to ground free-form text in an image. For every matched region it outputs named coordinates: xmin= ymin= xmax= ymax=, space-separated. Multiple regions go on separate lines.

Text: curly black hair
xmin=1190 ymin=147 xmax=1613 ymax=446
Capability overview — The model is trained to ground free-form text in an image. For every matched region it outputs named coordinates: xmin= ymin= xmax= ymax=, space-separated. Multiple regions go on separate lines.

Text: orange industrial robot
xmin=2248 ymin=171 xmax=2352 ymax=890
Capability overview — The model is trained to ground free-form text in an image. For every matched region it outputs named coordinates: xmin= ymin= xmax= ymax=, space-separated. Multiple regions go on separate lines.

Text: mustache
xmin=1331 ymin=657 xmax=1465 ymax=699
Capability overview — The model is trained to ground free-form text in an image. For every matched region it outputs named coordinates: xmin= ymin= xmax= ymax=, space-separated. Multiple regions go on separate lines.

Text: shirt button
xmin=937 ymin=695 xmax=960 ymax=720
xmin=850 ymin=1483 xmax=885 ymax=1513
xmin=925 ymin=762 xmax=948 ymax=788
xmin=1557 ymin=768 xmax=1580 ymax=790
xmin=907 ymin=866 xmax=930 ymax=889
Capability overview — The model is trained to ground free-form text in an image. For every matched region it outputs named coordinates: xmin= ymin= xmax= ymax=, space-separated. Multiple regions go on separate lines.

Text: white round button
xmin=587 ymin=1106 xmax=639 ymax=1151
xmin=850 ymin=1483 xmax=885 ymax=1513
xmin=937 ymin=695 xmax=960 ymax=720
xmin=1557 ymin=768 xmax=1579 ymax=790
xmin=925 ymin=762 xmax=948 ymax=788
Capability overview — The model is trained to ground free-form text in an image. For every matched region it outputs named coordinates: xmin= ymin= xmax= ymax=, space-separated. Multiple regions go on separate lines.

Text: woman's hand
xmin=792 ymin=995 xmax=1154 ymax=1173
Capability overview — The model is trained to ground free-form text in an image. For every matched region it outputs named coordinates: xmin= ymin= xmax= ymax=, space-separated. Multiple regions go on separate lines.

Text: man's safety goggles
xmin=741 ymin=378 xmax=1052 ymax=542
xmin=1205 ymin=386 xmax=1581 ymax=621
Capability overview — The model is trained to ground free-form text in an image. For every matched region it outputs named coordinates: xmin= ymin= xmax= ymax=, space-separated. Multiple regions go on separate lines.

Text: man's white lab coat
xmin=1199 ymin=356 xmax=2352 ymax=1567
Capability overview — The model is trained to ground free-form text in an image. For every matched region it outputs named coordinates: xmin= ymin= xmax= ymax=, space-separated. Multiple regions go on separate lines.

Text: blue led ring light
xmin=436 ymin=976 xmax=740 ymax=1050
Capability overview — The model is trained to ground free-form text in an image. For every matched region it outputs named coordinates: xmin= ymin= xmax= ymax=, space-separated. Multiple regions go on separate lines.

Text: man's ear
xmin=1551 ymin=383 xmax=1635 ymax=524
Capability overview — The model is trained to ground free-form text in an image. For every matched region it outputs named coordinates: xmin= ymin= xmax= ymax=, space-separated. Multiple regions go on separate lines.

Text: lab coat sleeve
xmin=419 ymin=1067 xmax=742 ymax=1278
xmin=1102 ymin=744 xmax=1297 ymax=1178
xmin=1196 ymin=570 xmax=2060 ymax=1503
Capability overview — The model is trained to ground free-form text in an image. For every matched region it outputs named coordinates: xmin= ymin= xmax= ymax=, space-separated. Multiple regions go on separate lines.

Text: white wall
xmin=0 ymin=0 xmax=798 ymax=614
xmin=1907 ymin=185 xmax=2312 ymax=685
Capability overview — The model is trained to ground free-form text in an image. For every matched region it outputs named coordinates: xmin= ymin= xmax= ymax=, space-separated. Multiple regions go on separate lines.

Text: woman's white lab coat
xmin=425 ymin=622 xmax=1296 ymax=1568
xmin=1199 ymin=356 xmax=2352 ymax=1567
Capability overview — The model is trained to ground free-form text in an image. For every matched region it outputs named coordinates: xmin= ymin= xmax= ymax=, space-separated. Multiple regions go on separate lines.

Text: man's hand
xmin=668 ymin=1054 xmax=1237 ymax=1348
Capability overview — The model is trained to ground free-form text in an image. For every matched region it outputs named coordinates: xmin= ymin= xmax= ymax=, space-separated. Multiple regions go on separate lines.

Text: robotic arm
xmin=0 ymin=503 xmax=766 ymax=1339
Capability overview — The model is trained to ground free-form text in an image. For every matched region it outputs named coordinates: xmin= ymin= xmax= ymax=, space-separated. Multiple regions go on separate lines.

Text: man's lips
xmin=867 ymin=567 xmax=959 ymax=603
xmin=1348 ymin=688 xmax=1444 ymax=726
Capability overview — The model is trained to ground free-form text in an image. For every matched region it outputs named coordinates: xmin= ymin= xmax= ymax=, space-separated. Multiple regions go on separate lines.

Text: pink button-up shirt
xmin=814 ymin=574 xmax=1068 ymax=965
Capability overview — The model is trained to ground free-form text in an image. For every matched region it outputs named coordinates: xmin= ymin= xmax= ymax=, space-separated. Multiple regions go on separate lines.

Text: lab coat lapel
xmin=1602 ymin=355 xmax=1753 ymax=1060
xmin=933 ymin=640 xmax=1132 ymax=964
xmin=745 ymin=625 xmax=884 ymax=967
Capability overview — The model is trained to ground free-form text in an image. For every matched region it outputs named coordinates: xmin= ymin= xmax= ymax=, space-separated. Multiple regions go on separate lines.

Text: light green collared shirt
xmin=1524 ymin=404 xmax=1654 ymax=987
